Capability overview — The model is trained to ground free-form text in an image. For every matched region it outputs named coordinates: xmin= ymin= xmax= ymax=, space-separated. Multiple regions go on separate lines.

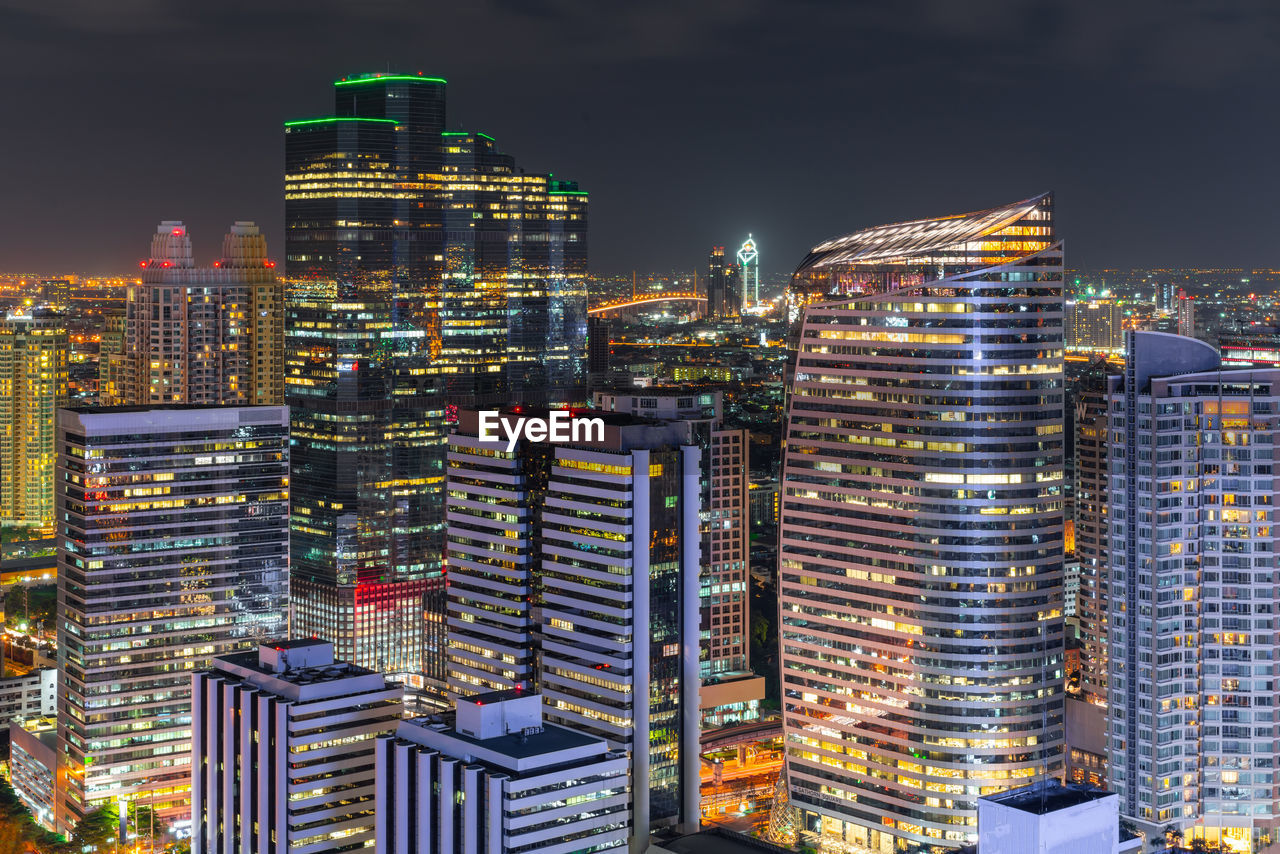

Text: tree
xmin=71 ymin=807 xmax=118 ymax=852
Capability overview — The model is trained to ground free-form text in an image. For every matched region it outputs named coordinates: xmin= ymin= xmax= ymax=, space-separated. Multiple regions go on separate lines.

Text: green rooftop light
xmin=547 ymin=190 xmax=589 ymax=196
xmin=477 ymin=132 xmax=495 ymax=141
xmin=335 ymin=74 xmax=447 ymax=86
xmin=284 ymin=117 xmax=399 ymax=128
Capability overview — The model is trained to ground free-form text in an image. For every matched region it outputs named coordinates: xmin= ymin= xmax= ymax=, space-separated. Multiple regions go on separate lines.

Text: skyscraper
xmin=1073 ymin=362 xmax=1111 ymax=707
xmin=1177 ymin=289 xmax=1196 ymax=338
xmin=706 ymin=246 xmax=739 ymax=318
xmin=1106 ymin=332 xmax=1280 ymax=851
xmin=736 ymin=235 xmax=759 ymax=308
xmin=443 ymin=407 xmax=702 ymax=850
xmin=192 ymin=640 xmax=403 ymax=854
xmin=284 ymin=73 xmax=587 ymax=692
xmin=124 ymin=221 xmax=284 ymax=406
xmin=779 ymin=193 xmax=1065 ymax=851
xmin=55 ymin=406 xmax=289 ymax=832
xmin=1065 ymin=299 xmax=1123 ymax=351
xmin=0 ymin=310 xmax=67 ymax=534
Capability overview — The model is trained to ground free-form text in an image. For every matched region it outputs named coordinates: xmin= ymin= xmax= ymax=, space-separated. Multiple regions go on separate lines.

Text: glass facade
xmin=0 ymin=310 xmax=67 ymax=533
xmin=779 ymin=193 xmax=1065 ymax=851
xmin=284 ymin=74 xmax=587 ymax=692
xmin=55 ymin=406 xmax=289 ymax=833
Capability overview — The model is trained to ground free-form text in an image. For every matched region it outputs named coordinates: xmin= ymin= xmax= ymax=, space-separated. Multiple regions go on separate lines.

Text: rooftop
xmin=796 ymin=192 xmax=1051 ymax=271
xmin=983 ymin=780 xmax=1114 ymax=815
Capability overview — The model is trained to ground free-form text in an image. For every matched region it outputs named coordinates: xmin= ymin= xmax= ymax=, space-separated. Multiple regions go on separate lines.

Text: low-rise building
xmin=9 ymin=716 xmax=56 ymax=830
xmin=375 ymin=689 xmax=629 ymax=854
xmin=0 ymin=667 xmax=54 ymax=722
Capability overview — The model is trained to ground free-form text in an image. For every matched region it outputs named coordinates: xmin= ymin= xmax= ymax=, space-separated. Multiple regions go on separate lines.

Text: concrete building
xmin=1066 ymin=300 xmax=1123 ymax=352
xmin=9 ymin=717 xmax=57 ymax=831
xmin=780 ymin=193 xmax=1065 ymax=851
xmin=375 ymin=690 xmax=629 ymax=854
xmin=1176 ymin=290 xmax=1196 ymax=338
xmin=0 ymin=667 xmax=55 ymax=721
xmin=1107 ymin=331 xmax=1280 ymax=851
xmin=977 ymin=780 xmax=1140 ymax=854
xmin=0 ymin=310 xmax=67 ymax=533
xmin=444 ymin=407 xmax=703 ymax=850
xmin=121 ymin=221 xmax=284 ymax=406
xmin=55 ymin=406 xmax=290 ymax=833
xmin=191 ymin=640 xmax=403 ymax=854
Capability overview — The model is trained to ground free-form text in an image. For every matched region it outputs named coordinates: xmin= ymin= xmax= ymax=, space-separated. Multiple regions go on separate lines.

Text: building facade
xmin=706 ymin=246 xmax=740 ymax=319
xmin=0 ymin=310 xmax=67 ymax=533
xmin=374 ymin=690 xmax=629 ymax=854
xmin=191 ymin=640 xmax=403 ymax=854
xmin=123 ymin=221 xmax=284 ymax=406
xmin=10 ymin=717 xmax=57 ymax=831
xmin=443 ymin=408 xmax=703 ymax=850
xmin=284 ymin=73 xmax=588 ymax=692
xmin=779 ymin=193 xmax=1066 ymax=851
xmin=1065 ymin=300 xmax=1122 ymax=352
xmin=1073 ymin=362 xmax=1111 ymax=707
xmin=55 ymin=406 xmax=290 ymax=833
xmin=1107 ymin=331 xmax=1280 ymax=852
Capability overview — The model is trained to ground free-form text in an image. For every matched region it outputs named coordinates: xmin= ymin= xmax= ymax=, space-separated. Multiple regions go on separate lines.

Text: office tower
xmin=55 ymin=406 xmax=289 ymax=833
xmin=1220 ymin=326 xmax=1280 ymax=368
xmin=192 ymin=640 xmax=403 ymax=854
xmin=1065 ymin=299 xmax=1123 ymax=351
xmin=592 ymin=390 xmax=762 ymax=726
xmin=736 ymin=235 xmax=759 ymax=308
xmin=1074 ymin=362 xmax=1111 ymax=707
xmin=1107 ymin=331 xmax=1280 ymax=851
xmin=1177 ymin=289 xmax=1196 ymax=338
xmin=285 ymin=73 xmax=588 ymax=690
xmin=0 ymin=310 xmax=67 ymax=534
xmin=375 ymin=690 xmax=629 ymax=854
xmin=588 ymin=315 xmax=613 ymax=392
xmin=125 ymin=221 xmax=284 ymax=406
xmin=97 ymin=311 xmax=128 ymax=406
xmin=779 ymin=193 xmax=1065 ymax=851
xmin=443 ymin=407 xmax=702 ymax=850
xmin=706 ymin=246 xmax=740 ymax=318
xmin=39 ymin=278 xmax=71 ymax=311
xmin=1157 ymin=281 xmax=1176 ymax=313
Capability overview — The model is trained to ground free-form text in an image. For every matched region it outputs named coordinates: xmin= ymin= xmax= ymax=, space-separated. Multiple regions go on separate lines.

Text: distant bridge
xmin=587 ymin=292 xmax=706 ymax=315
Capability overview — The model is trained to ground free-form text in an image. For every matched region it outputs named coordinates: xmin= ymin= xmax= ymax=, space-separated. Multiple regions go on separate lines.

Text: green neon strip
xmin=477 ymin=132 xmax=495 ymax=141
xmin=441 ymin=132 xmax=468 ymax=137
xmin=548 ymin=190 xmax=589 ymax=196
xmin=284 ymin=117 xmax=398 ymax=128
xmin=335 ymin=75 xmax=447 ymax=86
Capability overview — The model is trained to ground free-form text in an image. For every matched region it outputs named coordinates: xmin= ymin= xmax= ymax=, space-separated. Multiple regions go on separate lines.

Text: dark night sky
xmin=1 ymin=0 xmax=1277 ymax=276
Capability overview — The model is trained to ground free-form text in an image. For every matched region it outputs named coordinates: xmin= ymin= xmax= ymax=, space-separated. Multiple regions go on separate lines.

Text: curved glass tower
xmin=779 ymin=193 xmax=1065 ymax=851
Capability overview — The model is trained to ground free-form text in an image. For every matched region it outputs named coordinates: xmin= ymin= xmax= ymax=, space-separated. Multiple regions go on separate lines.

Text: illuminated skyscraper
xmin=1106 ymin=332 xmax=1280 ymax=851
xmin=0 ymin=310 xmax=67 ymax=534
xmin=706 ymin=246 xmax=739 ymax=318
xmin=284 ymin=74 xmax=587 ymax=692
xmin=736 ymin=235 xmax=759 ymax=308
xmin=55 ymin=406 xmax=289 ymax=833
xmin=779 ymin=193 xmax=1065 ymax=851
xmin=1177 ymin=290 xmax=1196 ymax=338
xmin=443 ymin=408 xmax=702 ymax=850
xmin=122 ymin=221 xmax=284 ymax=406
xmin=1065 ymin=299 xmax=1123 ymax=351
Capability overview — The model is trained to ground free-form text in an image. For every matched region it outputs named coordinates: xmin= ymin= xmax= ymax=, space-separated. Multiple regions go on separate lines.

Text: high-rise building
xmin=124 ymin=221 xmax=284 ymax=406
xmin=284 ymin=73 xmax=588 ymax=692
xmin=1106 ymin=331 xmax=1280 ymax=851
xmin=736 ymin=236 xmax=759 ymax=308
xmin=1065 ymin=299 xmax=1123 ymax=351
xmin=1220 ymin=326 xmax=1280 ymax=369
xmin=375 ymin=689 xmax=630 ymax=854
xmin=706 ymin=246 xmax=739 ymax=318
xmin=0 ymin=310 xmax=67 ymax=534
xmin=443 ymin=407 xmax=702 ymax=850
xmin=1073 ymin=362 xmax=1111 ymax=707
xmin=779 ymin=193 xmax=1065 ymax=851
xmin=192 ymin=640 xmax=403 ymax=854
xmin=97 ymin=311 xmax=129 ymax=406
xmin=55 ymin=406 xmax=290 ymax=833
xmin=1177 ymin=289 xmax=1196 ymax=338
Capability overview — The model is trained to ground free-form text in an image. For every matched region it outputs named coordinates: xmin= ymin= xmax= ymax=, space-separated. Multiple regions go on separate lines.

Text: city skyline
xmin=3 ymin=3 xmax=1280 ymax=274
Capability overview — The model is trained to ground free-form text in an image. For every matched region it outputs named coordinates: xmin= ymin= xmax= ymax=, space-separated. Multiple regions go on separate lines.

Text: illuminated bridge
xmin=587 ymin=292 xmax=706 ymax=316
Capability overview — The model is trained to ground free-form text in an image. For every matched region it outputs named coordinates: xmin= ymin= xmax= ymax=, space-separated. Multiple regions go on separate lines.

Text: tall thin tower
xmin=736 ymin=235 xmax=759 ymax=307
xmin=778 ymin=193 xmax=1065 ymax=851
